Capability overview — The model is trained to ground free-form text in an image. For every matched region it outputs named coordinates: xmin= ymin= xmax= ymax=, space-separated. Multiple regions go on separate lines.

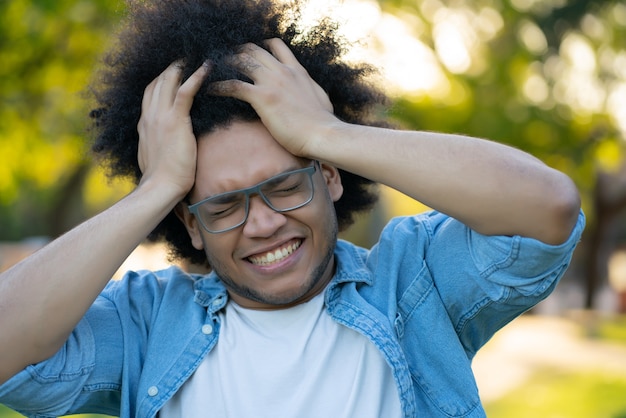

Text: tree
xmin=3 ymin=0 xmax=626 ymax=310
xmin=0 ymin=0 xmax=128 ymax=240
xmin=362 ymin=0 xmax=626 ymax=310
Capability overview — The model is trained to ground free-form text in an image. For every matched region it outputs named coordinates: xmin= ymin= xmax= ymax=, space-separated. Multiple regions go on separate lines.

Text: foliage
xmin=1 ymin=0 xmax=626 ymax=291
xmin=2 ymin=0 xmax=625 ymax=243
xmin=1 ymin=3 xmax=626 ymax=416
xmin=376 ymin=0 xmax=626 ymax=221
xmin=0 ymin=0 xmax=129 ymax=240
xmin=368 ymin=0 xmax=626 ymax=307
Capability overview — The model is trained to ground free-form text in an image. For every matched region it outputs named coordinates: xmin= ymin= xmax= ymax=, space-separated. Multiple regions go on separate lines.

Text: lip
xmin=243 ymin=238 xmax=305 ymax=273
xmin=242 ymin=237 xmax=302 ymax=259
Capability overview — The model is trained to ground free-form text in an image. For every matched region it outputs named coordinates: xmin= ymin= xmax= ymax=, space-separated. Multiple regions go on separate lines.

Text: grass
xmin=484 ymin=368 xmax=626 ymax=418
xmin=0 ymin=405 xmax=112 ymax=418
xmin=485 ymin=314 xmax=626 ymax=417
xmin=596 ymin=315 xmax=626 ymax=345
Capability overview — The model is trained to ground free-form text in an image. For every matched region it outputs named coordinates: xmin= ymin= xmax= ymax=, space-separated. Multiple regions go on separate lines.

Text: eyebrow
xmin=260 ymin=170 xmax=297 ymax=189
xmin=201 ymin=163 xmax=306 ymax=201
xmin=207 ymin=192 xmax=244 ymax=205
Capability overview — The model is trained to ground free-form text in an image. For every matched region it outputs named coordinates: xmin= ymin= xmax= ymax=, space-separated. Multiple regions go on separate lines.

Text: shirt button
xmin=202 ymin=324 xmax=213 ymax=335
xmin=213 ymin=297 xmax=223 ymax=307
xmin=148 ymin=386 xmax=159 ymax=397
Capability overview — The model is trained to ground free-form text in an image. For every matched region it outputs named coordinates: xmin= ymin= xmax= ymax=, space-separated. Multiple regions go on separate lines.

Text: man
xmin=0 ymin=0 xmax=584 ymax=417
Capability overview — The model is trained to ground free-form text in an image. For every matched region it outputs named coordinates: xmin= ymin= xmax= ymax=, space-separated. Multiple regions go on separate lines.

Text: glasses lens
xmin=260 ymin=169 xmax=314 ymax=211
xmin=191 ymin=163 xmax=317 ymax=233
xmin=196 ymin=192 xmax=247 ymax=233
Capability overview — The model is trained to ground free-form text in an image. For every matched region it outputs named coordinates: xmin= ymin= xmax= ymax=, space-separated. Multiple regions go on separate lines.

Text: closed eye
xmin=269 ymin=182 xmax=303 ymax=196
xmin=205 ymin=203 xmax=241 ymax=218
xmin=263 ymin=173 xmax=303 ymax=194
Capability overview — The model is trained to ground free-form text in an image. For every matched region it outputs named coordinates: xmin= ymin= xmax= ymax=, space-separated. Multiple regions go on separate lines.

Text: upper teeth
xmin=249 ymin=241 xmax=301 ymax=266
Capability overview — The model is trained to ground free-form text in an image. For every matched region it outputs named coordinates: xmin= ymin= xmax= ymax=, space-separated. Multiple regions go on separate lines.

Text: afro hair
xmin=89 ymin=0 xmax=391 ymax=266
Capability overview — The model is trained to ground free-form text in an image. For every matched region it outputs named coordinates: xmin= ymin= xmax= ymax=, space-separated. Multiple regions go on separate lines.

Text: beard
xmin=205 ymin=209 xmax=339 ymax=308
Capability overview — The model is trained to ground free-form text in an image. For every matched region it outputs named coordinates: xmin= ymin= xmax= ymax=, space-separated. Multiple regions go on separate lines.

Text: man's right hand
xmin=0 ymin=61 xmax=210 ymax=386
xmin=137 ymin=61 xmax=210 ymax=201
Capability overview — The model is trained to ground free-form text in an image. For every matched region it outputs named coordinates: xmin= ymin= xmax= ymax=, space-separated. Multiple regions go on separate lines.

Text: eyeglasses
xmin=188 ymin=161 xmax=319 ymax=233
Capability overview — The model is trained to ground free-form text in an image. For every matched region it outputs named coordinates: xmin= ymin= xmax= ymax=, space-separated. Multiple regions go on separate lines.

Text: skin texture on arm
xmin=0 ymin=62 xmax=209 ymax=385
xmin=214 ymin=39 xmax=581 ymax=245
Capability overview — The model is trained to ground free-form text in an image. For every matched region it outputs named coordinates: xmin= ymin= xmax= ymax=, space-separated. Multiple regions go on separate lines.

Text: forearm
xmin=310 ymin=122 xmax=580 ymax=245
xmin=0 ymin=180 xmax=179 ymax=384
xmin=208 ymin=39 xmax=580 ymax=243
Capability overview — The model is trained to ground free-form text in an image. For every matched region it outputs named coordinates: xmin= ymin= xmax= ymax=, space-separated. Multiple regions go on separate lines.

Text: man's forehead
xmin=194 ymin=121 xmax=306 ymax=197
xmin=197 ymin=120 xmax=289 ymax=160
xmin=197 ymin=161 xmax=308 ymax=199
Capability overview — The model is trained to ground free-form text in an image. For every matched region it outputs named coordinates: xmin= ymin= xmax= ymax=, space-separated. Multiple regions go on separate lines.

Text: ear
xmin=319 ymin=162 xmax=343 ymax=202
xmin=175 ymin=203 xmax=205 ymax=250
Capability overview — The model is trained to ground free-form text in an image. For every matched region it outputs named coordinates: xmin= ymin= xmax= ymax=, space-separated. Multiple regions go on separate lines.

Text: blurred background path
xmin=473 ymin=314 xmax=626 ymax=403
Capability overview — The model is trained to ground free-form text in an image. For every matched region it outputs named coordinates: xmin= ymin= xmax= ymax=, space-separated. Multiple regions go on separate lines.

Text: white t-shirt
xmin=159 ymin=290 xmax=402 ymax=417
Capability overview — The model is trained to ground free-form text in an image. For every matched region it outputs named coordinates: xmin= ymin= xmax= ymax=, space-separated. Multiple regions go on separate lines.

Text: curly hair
xmin=89 ymin=0 xmax=391 ymax=266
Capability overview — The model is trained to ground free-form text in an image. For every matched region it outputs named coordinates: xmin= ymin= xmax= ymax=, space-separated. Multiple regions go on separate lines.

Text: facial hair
xmin=205 ymin=204 xmax=339 ymax=308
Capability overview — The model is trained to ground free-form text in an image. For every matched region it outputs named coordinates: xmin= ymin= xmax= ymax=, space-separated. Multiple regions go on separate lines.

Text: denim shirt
xmin=0 ymin=210 xmax=585 ymax=418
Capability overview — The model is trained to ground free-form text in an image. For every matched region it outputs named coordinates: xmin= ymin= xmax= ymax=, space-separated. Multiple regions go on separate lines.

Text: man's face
xmin=179 ymin=120 xmax=344 ymax=310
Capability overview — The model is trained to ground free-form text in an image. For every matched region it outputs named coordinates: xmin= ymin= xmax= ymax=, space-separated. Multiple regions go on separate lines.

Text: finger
xmin=173 ymin=61 xmax=211 ymax=112
xmin=263 ymin=39 xmax=332 ymax=111
xmin=227 ymin=47 xmax=266 ymax=78
xmin=209 ymin=79 xmax=252 ymax=101
xmin=141 ymin=78 xmax=157 ymax=114
xmin=141 ymin=61 xmax=185 ymax=113
xmin=231 ymin=40 xmax=309 ymax=84
xmin=139 ymin=85 xmax=152 ymax=119
xmin=263 ymin=38 xmax=300 ymax=66
xmin=156 ymin=61 xmax=186 ymax=106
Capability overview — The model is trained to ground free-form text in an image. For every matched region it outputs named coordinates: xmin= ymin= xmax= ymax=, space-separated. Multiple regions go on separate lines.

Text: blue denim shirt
xmin=0 ymin=210 xmax=585 ymax=418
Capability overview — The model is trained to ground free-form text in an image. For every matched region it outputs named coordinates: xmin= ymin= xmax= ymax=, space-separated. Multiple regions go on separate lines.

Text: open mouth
xmin=247 ymin=239 xmax=302 ymax=266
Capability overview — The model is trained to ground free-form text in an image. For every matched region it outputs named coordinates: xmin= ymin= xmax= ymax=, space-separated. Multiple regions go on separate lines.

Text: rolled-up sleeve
xmin=0 ymin=291 xmax=124 ymax=417
xmin=426 ymin=209 xmax=585 ymax=356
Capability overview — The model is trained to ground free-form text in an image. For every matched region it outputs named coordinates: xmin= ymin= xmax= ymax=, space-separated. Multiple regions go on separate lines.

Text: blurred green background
xmin=1 ymin=0 xmax=626 ymax=416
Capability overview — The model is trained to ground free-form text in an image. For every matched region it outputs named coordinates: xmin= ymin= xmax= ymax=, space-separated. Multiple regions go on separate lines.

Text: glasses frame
xmin=188 ymin=161 xmax=319 ymax=234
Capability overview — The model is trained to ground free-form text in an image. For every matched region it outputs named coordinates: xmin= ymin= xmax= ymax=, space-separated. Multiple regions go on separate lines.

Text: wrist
xmin=305 ymin=119 xmax=352 ymax=162
xmin=307 ymin=119 xmax=362 ymax=167
xmin=135 ymin=176 xmax=190 ymax=212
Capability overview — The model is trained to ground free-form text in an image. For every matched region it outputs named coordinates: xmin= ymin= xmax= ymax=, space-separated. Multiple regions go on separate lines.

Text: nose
xmin=242 ymin=195 xmax=287 ymax=238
